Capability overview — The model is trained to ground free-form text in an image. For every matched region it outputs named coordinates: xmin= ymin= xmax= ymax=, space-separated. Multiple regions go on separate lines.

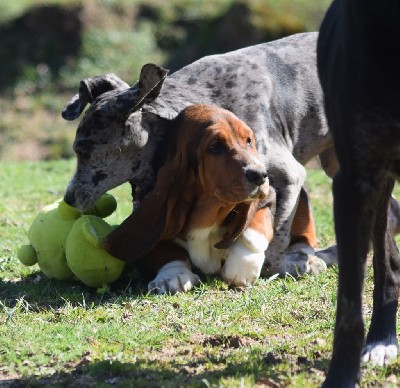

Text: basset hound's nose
xmin=245 ymin=168 xmax=267 ymax=186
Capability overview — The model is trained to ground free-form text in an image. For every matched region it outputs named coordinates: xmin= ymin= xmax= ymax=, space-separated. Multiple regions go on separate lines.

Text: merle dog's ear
xmin=119 ymin=64 xmax=169 ymax=117
xmin=62 ymin=73 xmax=130 ymax=121
xmin=137 ymin=63 xmax=169 ymax=104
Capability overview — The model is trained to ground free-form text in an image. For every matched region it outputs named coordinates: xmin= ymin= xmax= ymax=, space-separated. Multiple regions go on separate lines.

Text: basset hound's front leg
xmin=136 ymin=241 xmax=200 ymax=294
xmin=221 ymin=206 xmax=273 ymax=287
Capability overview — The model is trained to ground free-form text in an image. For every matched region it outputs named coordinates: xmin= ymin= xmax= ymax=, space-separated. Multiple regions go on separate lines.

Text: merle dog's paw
xmin=280 ymin=242 xmax=327 ymax=276
xmin=316 ymin=244 xmax=338 ymax=266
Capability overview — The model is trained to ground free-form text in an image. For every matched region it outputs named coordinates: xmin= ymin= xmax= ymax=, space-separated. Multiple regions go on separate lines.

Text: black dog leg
xmin=323 ymin=170 xmax=377 ymax=387
xmin=363 ymin=177 xmax=400 ymax=365
xmin=318 ymin=0 xmax=400 ymax=385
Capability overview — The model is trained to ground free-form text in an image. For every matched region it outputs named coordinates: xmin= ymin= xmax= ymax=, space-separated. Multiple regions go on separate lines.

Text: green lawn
xmin=0 ymin=160 xmax=399 ymax=387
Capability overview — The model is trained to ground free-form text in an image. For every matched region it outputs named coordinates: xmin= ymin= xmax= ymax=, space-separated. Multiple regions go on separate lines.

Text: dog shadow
xmin=1 ymin=266 xmax=246 ymax=310
xmin=0 ymin=269 xmax=148 ymax=310
xmin=1 ymin=352 xmax=331 ymax=387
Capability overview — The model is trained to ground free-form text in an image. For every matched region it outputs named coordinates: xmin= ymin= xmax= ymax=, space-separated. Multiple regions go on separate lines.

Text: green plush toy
xmin=17 ymin=193 xmax=124 ymax=288
xmin=66 ymin=215 xmax=125 ymax=288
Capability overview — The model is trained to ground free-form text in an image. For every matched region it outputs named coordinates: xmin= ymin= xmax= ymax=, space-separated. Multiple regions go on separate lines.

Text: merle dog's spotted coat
xmin=62 ymin=32 xmax=400 ymax=277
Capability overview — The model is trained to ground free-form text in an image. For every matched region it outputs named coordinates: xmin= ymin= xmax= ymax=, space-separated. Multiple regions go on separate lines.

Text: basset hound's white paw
xmin=221 ymin=229 xmax=268 ymax=287
xmin=148 ymin=260 xmax=200 ymax=295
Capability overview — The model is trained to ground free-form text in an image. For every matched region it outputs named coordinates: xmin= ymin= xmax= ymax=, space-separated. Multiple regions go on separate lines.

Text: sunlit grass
xmin=1 ymin=161 xmax=399 ymax=386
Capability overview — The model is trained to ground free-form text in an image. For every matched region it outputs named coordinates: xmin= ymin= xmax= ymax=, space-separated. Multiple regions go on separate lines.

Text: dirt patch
xmin=191 ymin=333 xmax=260 ymax=349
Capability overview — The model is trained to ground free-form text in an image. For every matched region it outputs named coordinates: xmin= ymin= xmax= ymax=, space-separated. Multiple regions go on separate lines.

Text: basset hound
xmin=103 ymin=104 xmax=317 ymax=293
xmin=103 ymin=104 xmax=274 ymax=292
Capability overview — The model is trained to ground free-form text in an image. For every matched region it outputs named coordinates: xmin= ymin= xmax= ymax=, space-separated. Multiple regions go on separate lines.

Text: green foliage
xmin=306 ymin=169 xmax=334 ymax=247
xmin=59 ymin=22 xmax=165 ymax=89
xmin=0 ymin=0 xmax=330 ymax=161
xmin=1 ymin=161 xmax=399 ymax=386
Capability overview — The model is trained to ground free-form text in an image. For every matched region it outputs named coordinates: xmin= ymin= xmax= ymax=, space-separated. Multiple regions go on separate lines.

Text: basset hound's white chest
xmin=174 ymin=225 xmax=227 ymax=275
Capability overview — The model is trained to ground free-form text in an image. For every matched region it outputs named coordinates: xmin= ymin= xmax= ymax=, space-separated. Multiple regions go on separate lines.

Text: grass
xmin=1 ymin=161 xmax=400 ymax=387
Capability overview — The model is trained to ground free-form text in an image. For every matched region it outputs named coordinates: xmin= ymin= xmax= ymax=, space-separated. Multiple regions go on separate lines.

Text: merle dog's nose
xmin=245 ymin=168 xmax=267 ymax=186
xmin=64 ymin=190 xmax=75 ymax=206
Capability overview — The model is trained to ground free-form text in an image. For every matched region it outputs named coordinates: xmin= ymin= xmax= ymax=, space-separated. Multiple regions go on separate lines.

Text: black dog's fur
xmin=317 ymin=0 xmax=400 ymax=386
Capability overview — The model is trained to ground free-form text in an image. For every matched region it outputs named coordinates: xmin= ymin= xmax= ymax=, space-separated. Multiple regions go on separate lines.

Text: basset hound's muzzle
xmin=244 ymin=166 xmax=269 ymax=201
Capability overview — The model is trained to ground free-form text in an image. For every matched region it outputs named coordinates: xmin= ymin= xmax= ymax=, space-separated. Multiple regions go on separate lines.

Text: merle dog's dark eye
xmin=75 ymin=149 xmax=90 ymax=160
xmin=247 ymin=138 xmax=252 ymax=147
xmin=73 ymin=139 xmax=94 ymax=159
xmin=208 ymin=139 xmax=227 ymax=155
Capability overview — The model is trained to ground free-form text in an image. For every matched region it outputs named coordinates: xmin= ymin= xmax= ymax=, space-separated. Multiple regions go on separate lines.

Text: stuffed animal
xmin=66 ymin=215 xmax=125 ymax=288
xmin=17 ymin=193 xmax=124 ymax=288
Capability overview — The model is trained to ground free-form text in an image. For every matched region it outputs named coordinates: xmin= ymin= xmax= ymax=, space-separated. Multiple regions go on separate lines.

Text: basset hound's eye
xmin=208 ymin=139 xmax=227 ymax=155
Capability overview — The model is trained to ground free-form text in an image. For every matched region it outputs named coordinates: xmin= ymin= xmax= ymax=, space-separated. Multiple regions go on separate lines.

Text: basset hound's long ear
xmin=214 ymin=202 xmax=259 ymax=249
xmin=102 ymin=132 xmax=196 ymax=262
xmin=214 ymin=187 xmax=276 ymax=249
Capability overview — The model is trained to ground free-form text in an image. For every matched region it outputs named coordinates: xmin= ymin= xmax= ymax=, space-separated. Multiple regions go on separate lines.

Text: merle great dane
xmin=317 ymin=0 xmax=400 ymax=386
xmin=62 ymin=32 xmax=399 ymax=289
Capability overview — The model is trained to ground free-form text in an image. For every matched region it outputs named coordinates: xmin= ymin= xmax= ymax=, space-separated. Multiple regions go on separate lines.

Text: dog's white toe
xmin=147 ymin=260 xmax=200 ymax=295
xmin=307 ymin=254 xmax=327 ymax=274
xmin=362 ymin=343 xmax=398 ymax=366
xmin=221 ymin=251 xmax=264 ymax=287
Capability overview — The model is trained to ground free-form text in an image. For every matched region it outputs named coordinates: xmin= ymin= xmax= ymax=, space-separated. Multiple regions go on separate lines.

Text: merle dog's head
xmin=62 ymin=64 xmax=169 ymax=211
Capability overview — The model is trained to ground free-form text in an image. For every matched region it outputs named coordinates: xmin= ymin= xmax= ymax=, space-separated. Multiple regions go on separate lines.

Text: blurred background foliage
xmin=0 ymin=0 xmax=330 ymax=161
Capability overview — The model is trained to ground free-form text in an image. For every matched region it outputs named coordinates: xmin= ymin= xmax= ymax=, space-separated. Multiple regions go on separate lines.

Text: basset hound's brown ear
xmin=214 ymin=186 xmax=276 ymax=250
xmin=214 ymin=201 xmax=258 ymax=249
xmin=101 ymin=195 xmax=168 ymax=262
xmin=102 ymin=137 xmax=196 ymax=262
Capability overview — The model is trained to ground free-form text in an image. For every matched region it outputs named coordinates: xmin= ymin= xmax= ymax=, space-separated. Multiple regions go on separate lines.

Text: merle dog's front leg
xmin=263 ymin=151 xmax=326 ymax=276
xmin=362 ymin=177 xmax=400 ymax=366
xmin=264 ymin=150 xmax=326 ymax=276
xmin=263 ymin=153 xmax=305 ymax=274
xmin=323 ymin=170 xmax=376 ymax=387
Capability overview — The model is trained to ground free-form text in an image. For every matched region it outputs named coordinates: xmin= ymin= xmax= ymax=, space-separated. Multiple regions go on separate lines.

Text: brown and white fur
xmin=103 ymin=104 xmax=275 ymax=292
